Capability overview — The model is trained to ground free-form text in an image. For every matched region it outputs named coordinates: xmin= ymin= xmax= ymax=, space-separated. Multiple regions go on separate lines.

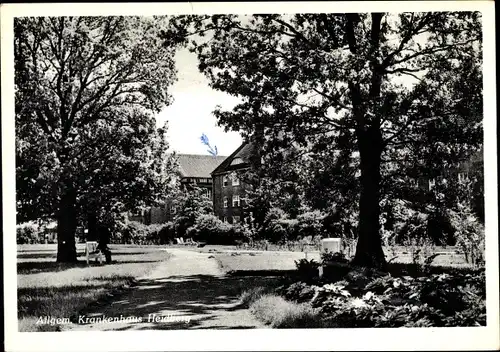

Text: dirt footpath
xmin=64 ymin=248 xmax=266 ymax=331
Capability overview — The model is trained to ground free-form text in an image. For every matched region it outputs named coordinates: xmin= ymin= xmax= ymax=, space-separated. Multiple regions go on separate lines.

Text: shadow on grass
xmin=17 ymin=249 xmax=161 ymax=260
xmin=17 ymin=261 xmax=89 ymax=274
xmin=18 ymin=251 xmax=84 ymax=259
xmin=18 ymin=281 xmax=126 ymax=318
xmin=74 ymin=273 xmax=287 ymax=330
xmin=17 ymin=259 xmax=164 ymax=274
xmin=106 ymin=250 xmax=164 ymax=256
xmin=227 ymin=269 xmax=298 ymax=278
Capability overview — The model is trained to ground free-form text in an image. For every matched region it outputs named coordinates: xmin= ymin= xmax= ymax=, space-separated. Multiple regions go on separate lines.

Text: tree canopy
xmin=15 ymin=16 xmax=178 ymax=261
xmin=166 ymin=12 xmax=483 ymax=269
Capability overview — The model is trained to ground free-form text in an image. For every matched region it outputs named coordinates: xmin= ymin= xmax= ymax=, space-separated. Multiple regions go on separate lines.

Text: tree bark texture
xmin=87 ymin=212 xmax=98 ymax=241
xmin=351 ymin=126 xmax=387 ymax=270
xmin=56 ymin=184 xmax=78 ymax=262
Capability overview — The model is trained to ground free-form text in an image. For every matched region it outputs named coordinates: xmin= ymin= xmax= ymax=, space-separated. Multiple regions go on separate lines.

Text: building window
xmin=233 ymin=216 xmax=240 ymax=224
xmin=223 ymin=197 xmax=228 ymax=208
xmin=428 ymin=178 xmax=436 ymax=191
xmin=232 ymin=173 xmax=240 ymax=186
xmin=223 ymin=216 xmax=230 ymax=223
xmin=458 ymin=172 xmax=468 ymax=183
xmin=233 ymin=195 xmax=240 ymax=207
xmin=203 ymin=188 xmax=211 ymax=199
xmin=230 ymin=157 xmax=244 ymax=166
xmin=223 ymin=175 xmax=229 ymax=187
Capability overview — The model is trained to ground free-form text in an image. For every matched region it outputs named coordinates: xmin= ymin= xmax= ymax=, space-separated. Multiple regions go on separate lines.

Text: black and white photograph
xmin=2 ymin=1 xmax=498 ymax=351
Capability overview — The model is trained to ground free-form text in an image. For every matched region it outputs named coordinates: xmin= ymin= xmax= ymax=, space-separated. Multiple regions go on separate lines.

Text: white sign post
xmin=321 ymin=238 xmax=342 ymax=254
xmin=319 ymin=238 xmax=342 ymax=278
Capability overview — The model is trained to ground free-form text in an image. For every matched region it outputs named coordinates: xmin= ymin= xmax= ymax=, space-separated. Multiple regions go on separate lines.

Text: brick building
xmin=211 ymin=142 xmax=255 ymax=224
xmin=132 ymin=154 xmax=226 ymax=224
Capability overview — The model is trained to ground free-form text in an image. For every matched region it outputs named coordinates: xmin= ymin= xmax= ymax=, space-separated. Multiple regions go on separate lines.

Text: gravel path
xmin=64 ymin=248 xmax=266 ymax=331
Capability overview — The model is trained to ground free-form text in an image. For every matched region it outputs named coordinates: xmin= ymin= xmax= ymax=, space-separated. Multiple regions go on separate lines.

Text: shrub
xmin=145 ymin=224 xmax=164 ymax=244
xmin=17 ymin=222 xmax=42 ymax=244
xmin=250 ymin=294 xmax=323 ymax=328
xmin=114 ymin=221 xmax=171 ymax=245
xmin=320 ymin=249 xmax=348 ymax=264
xmin=119 ymin=221 xmax=147 ymax=244
xmin=259 ymin=208 xmax=291 ymax=243
xmin=447 ymin=203 xmax=485 ymax=266
xmin=157 ymin=222 xmax=176 ymax=244
xmin=276 ymin=282 xmax=318 ymax=303
xmin=395 ymin=209 xmax=429 ymax=245
xmin=382 ymin=199 xmax=454 ymax=246
xmin=294 ymin=258 xmax=320 ymax=282
xmin=171 ymin=186 xmax=214 ymax=237
xmin=240 ymin=287 xmax=268 ymax=308
xmin=296 ymin=210 xmax=326 ymax=239
xmin=188 ymin=214 xmax=245 ymax=245
xmin=285 ymin=269 xmax=486 ymax=328
xmin=257 ymin=208 xmax=329 ymax=244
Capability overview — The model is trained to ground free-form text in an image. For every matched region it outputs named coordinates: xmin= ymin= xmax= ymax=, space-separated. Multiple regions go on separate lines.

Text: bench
xmin=85 ymin=241 xmax=103 ymax=264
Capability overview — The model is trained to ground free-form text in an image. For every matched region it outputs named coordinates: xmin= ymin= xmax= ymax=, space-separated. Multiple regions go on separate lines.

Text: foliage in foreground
xmin=249 ymin=294 xmax=323 ymax=328
xmin=274 ymin=269 xmax=485 ymax=328
xmin=113 ymin=221 xmax=175 ymax=245
xmin=16 ymin=222 xmax=49 ymax=244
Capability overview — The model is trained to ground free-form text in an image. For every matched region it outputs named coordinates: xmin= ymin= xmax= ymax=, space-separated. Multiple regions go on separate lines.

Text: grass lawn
xmin=209 ymin=245 xmax=469 ymax=274
xmin=213 ymin=251 xmax=319 ymax=273
xmin=17 ymin=244 xmax=171 ymax=332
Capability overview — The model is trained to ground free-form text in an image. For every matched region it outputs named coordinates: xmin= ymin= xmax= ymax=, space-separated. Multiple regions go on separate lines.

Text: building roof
xmin=177 ymin=154 xmax=227 ymax=178
xmin=211 ymin=142 xmax=256 ymax=175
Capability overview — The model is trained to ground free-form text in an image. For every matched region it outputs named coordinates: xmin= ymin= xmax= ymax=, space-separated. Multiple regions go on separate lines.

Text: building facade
xmin=162 ymin=154 xmax=226 ymax=223
xmin=132 ymin=154 xmax=226 ymax=224
xmin=211 ymin=142 xmax=255 ymax=224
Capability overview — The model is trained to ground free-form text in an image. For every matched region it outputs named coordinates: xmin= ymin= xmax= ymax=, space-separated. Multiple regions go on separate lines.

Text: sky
xmin=156 ymin=48 xmax=242 ymax=157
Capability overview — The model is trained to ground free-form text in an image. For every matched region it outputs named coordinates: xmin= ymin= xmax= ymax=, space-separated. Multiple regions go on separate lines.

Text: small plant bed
xmin=245 ymin=252 xmax=485 ymax=328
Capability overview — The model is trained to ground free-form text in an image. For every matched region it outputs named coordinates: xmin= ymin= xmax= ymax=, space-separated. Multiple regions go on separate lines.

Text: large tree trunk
xmin=351 ymin=126 xmax=387 ymax=270
xmin=56 ymin=185 xmax=78 ymax=262
xmin=87 ymin=212 xmax=98 ymax=241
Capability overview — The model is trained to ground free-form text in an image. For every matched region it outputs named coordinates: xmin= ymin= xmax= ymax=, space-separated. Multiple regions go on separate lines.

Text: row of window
xmin=223 ymin=195 xmax=240 ymax=208
xmin=184 ymin=177 xmax=212 ymax=184
xmin=409 ymin=172 xmax=471 ymax=191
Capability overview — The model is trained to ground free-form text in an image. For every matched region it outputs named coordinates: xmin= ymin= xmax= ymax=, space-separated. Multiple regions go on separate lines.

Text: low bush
xmin=320 ymin=249 xmax=349 ymax=264
xmin=17 ymin=222 xmax=42 ymax=244
xmin=114 ymin=221 xmax=173 ymax=245
xmin=250 ymin=294 xmax=323 ymax=328
xmin=187 ymin=214 xmax=246 ymax=245
xmin=258 ymin=208 xmax=293 ymax=242
xmin=240 ymin=287 xmax=268 ymax=308
xmin=257 ymin=208 xmax=327 ymax=243
xmin=294 ymin=258 xmax=320 ymax=283
xmin=448 ymin=203 xmax=485 ymax=266
xmin=296 ymin=210 xmax=326 ymax=239
xmin=276 ymin=282 xmax=318 ymax=303
xmin=276 ymin=268 xmax=485 ymax=328
xmin=157 ymin=222 xmax=176 ymax=244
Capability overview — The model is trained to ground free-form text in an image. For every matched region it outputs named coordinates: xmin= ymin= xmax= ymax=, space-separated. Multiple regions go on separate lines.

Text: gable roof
xmin=177 ymin=154 xmax=227 ymax=178
xmin=211 ymin=142 xmax=256 ymax=175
